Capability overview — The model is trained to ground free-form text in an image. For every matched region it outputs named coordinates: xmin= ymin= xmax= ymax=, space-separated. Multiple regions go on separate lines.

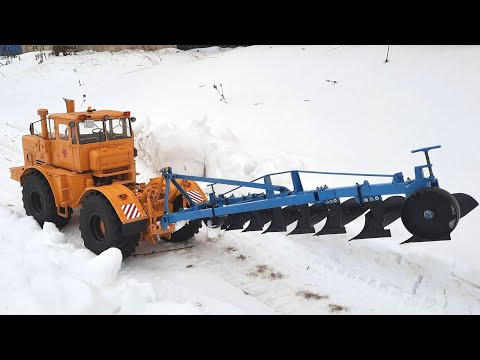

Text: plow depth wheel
xmin=401 ymin=187 xmax=460 ymax=240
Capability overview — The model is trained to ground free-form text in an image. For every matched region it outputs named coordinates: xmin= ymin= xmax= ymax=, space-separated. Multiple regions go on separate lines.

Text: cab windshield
xmin=77 ymin=118 xmax=132 ymax=144
xmin=78 ymin=120 xmax=105 ymax=144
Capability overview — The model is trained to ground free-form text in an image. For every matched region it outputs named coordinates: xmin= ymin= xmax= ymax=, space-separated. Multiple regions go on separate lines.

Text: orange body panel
xmin=78 ymin=183 xmax=148 ymax=224
xmin=22 ymin=135 xmax=52 ymax=165
xmin=10 ymin=102 xmax=208 ymax=243
xmin=89 ymin=145 xmax=132 ymax=173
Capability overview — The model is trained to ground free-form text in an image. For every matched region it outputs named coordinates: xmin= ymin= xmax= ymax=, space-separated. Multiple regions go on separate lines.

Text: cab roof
xmin=48 ymin=110 xmax=128 ymax=122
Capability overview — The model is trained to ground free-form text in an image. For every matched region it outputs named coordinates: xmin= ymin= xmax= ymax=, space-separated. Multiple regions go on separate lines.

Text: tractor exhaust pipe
xmin=37 ymin=108 xmax=49 ymax=139
xmin=63 ymin=98 xmax=75 ymax=113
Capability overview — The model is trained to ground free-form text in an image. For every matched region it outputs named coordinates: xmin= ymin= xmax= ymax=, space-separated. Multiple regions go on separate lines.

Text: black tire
xmin=166 ymin=195 xmax=202 ymax=243
xmin=22 ymin=171 xmax=72 ymax=229
xmin=80 ymin=192 xmax=140 ymax=258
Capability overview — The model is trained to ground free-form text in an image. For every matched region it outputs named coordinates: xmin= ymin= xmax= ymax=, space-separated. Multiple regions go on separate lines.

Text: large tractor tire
xmin=165 ymin=195 xmax=202 ymax=243
xmin=22 ymin=171 xmax=72 ymax=229
xmin=80 ymin=192 xmax=140 ymax=258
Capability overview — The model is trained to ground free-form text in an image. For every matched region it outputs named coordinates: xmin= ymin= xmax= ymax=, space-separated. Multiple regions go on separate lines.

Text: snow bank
xmin=135 ymin=113 xmax=308 ymax=194
xmin=0 ymin=205 xmax=102 ymax=314
xmin=0 ymin=206 xmax=225 ymax=314
xmin=81 ymin=248 xmax=123 ymax=287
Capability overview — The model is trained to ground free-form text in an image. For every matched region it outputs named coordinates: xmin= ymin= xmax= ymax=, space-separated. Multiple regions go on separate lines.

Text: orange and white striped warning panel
xmin=187 ymin=190 xmax=205 ymax=203
xmin=121 ymin=203 xmax=141 ymax=219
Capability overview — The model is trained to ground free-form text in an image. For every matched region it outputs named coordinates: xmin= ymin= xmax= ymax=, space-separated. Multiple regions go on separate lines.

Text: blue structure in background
xmin=0 ymin=45 xmax=22 ymax=56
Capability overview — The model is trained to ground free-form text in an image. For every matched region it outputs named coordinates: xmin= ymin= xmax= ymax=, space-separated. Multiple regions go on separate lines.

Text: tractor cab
xmin=25 ymin=100 xmax=137 ymax=184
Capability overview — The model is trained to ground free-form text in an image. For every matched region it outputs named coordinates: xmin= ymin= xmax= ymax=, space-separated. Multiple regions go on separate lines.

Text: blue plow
xmin=159 ymin=146 xmax=478 ymax=244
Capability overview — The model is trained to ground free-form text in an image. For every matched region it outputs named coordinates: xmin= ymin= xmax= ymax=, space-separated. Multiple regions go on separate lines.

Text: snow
xmin=1 ymin=45 xmax=480 ymax=314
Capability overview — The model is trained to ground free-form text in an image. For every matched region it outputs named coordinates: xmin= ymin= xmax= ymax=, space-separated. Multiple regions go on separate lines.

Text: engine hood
xmin=89 ymin=145 xmax=133 ymax=173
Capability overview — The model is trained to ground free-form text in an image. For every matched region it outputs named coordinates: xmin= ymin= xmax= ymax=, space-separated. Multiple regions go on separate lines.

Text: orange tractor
xmin=10 ymin=100 xmax=207 ymax=257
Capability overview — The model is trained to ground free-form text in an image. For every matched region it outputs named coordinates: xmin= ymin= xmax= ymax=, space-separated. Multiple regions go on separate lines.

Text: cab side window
xmin=71 ymin=124 xmax=77 ymax=144
xmin=49 ymin=119 xmax=56 ymax=139
xmin=58 ymin=124 xmax=69 ymax=141
xmin=106 ymin=118 xmax=131 ymax=140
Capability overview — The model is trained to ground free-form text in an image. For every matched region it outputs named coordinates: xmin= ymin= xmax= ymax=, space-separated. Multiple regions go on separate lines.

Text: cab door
xmin=51 ymin=122 xmax=76 ymax=170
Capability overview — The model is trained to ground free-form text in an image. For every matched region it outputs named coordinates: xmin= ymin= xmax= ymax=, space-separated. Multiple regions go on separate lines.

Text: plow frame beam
xmin=157 ymin=146 xmax=443 ymax=230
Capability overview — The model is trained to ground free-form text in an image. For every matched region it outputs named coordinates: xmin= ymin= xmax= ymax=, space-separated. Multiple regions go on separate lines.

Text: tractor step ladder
xmin=58 ymin=174 xmax=70 ymax=218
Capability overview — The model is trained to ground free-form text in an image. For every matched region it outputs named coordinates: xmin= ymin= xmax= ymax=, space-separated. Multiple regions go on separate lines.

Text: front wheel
xmin=80 ymin=192 xmax=140 ymax=258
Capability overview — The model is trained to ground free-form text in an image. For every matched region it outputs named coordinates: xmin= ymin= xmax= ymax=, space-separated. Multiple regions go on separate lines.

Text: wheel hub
xmin=423 ymin=210 xmax=434 ymax=220
xmin=31 ymin=190 xmax=42 ymax=215
xmin=90 ymin=214 xmax=106 ymax=242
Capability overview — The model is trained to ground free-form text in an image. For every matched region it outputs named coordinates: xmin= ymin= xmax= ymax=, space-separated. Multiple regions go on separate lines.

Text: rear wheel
xmin=80 ymin=192 xmax=140 ymax=258
xmin=22 ymin=171 xmax=72 ymax=229
xmin=165 ymin=195 xmax=202 ymax=243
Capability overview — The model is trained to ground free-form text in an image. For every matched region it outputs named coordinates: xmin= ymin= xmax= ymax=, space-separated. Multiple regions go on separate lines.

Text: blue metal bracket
xmin=163 ymin=171 xmax=171 ymax=214
xmin=412 ymin=145 xmax=441 ymax=178
xmin=291 ymin=171 xmax=304 ymax=192
xmin=171 ymin=178 xmax=196 ymax=207
xmin=161 ymin=167 xmax=290 ymax=194
xmin=411 ymin=145 xmax=441 ymax=154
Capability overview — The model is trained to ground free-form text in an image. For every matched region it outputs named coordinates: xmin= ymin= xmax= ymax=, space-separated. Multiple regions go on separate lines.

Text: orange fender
xmin=77 ymin=184 xmax=147 ymax=224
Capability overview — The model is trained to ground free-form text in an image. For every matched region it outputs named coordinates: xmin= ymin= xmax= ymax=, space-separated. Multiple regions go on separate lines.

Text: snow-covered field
xmin=1 ymin=45 xmax=479 ymax=314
